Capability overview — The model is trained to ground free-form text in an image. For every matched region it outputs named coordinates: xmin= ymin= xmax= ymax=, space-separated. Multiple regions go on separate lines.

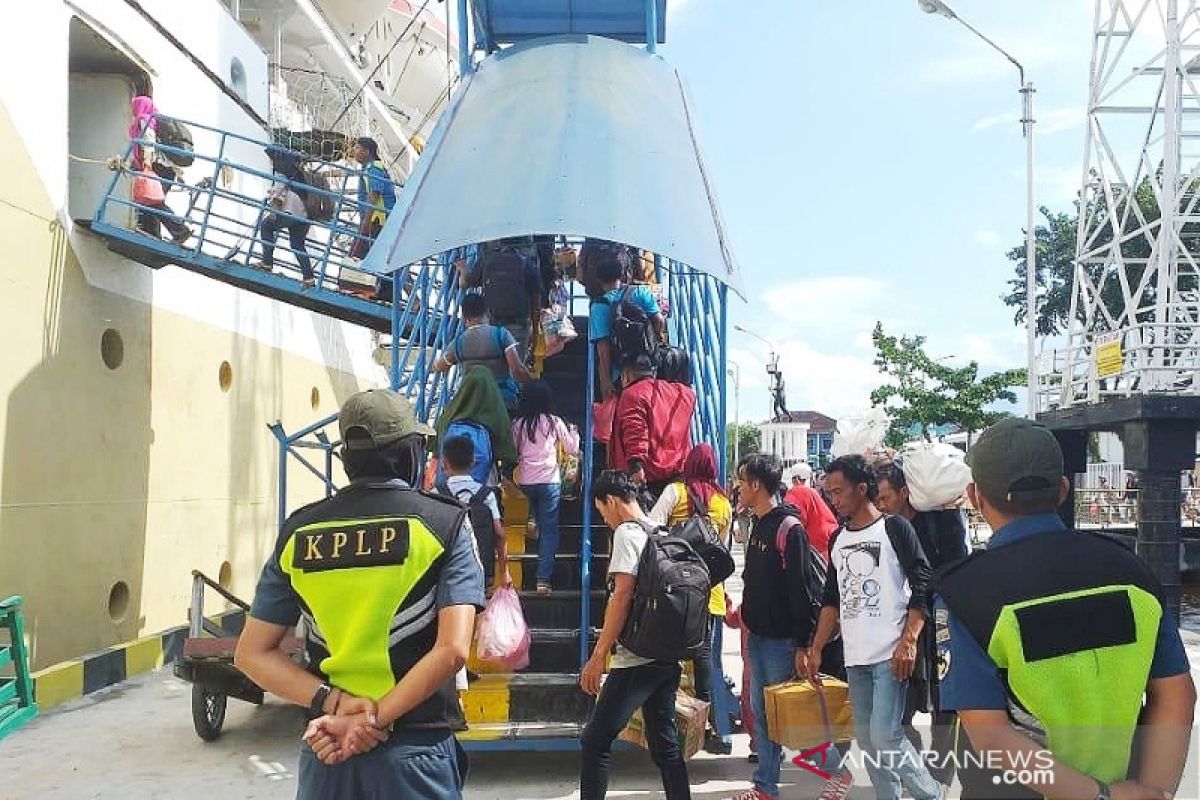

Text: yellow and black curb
xmin=32 ymin=609 xmax=246 ymax=711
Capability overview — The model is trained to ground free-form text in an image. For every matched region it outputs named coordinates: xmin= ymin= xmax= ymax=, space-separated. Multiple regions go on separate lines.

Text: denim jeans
xmin=520 ymin=483 xmax=561 ymax=584
xmin=297 ymin=729 xmax=466 ymax=800
xmin=580 ymin=661 xmax=691 ymax=800
xmin=706 ymin=615 xmax=738 ymax=739
xmin=747 ymin=632 xmax=797 ymax=797
xmin=840 ymin=660 xmax=940 ymax=800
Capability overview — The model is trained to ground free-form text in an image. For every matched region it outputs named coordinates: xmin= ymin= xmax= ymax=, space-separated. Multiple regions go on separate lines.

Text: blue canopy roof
xmin=362 ymin=34 xmax=743 ymax=296
xmin=478 ymin=0 xmax=666 ymax=45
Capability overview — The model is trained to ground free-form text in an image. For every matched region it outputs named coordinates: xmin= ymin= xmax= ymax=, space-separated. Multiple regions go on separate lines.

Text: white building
xmin=759 ymin=418 xmax=811 ymax=468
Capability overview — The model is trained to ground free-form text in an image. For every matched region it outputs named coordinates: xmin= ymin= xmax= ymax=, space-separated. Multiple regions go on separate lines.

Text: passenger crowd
xmin=231 ymin=232 xmax=1196 ymax=800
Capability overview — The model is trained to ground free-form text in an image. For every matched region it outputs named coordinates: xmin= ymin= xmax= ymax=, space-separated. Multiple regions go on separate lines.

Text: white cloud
xmin=758 ymin=276 xmax=888 ymax=332
xmin=975 ymin=229 xmax=1002 ymax=247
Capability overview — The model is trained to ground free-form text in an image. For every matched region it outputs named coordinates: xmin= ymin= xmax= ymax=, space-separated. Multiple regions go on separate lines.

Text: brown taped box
xmin=764 ymin=678 xmax=855 ymax=750
xmin=618 ymin=691 xmax=709 ymax=760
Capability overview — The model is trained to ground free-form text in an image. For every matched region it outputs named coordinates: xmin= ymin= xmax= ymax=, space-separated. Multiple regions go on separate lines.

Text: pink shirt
xmin=511 ymin=415 xmax=579 ymax=486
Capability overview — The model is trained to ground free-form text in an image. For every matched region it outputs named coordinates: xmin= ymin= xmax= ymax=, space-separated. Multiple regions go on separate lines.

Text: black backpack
xmin=482 ymin=247 xmax=530 ymax=321
xmin=668 ymin=487 xmax=735 ymax=584
xmin=606 ymin=286 xmax=656 ymax=368
xmin=436 ymin=478 xmax=495 ymax=536
xmin=618 ymin=521 xmax=711 ymax=661
xmin=157 ymin=117 xmax=195 ymax=167
xmin=775 ymin=514 xmax=828 ymax=617
xmin=300 ymin=168 xmax=335 ymax=222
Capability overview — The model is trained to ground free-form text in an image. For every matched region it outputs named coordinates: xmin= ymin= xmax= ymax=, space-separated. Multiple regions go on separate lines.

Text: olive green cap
xmin=339 ymin=389 xmax=434 ymax=451
xmin=966 ymin=418 xmax=1063 ymax=505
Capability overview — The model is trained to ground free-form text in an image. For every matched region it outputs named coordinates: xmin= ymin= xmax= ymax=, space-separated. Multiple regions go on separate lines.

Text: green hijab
xmin=433 ymin=365 xmax=518 ymax=465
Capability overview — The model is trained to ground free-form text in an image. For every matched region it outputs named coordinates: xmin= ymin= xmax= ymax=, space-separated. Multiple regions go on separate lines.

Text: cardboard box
xmin=619 ymin=691 xmax=709 ymax=760
xmin=764 ymin=679 xmax=855 ymax=750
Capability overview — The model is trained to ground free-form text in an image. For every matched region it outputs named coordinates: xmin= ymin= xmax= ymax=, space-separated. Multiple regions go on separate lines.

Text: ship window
xmin=219 ymin=361 xmax=233 ymax=392
xmin=101 ymin=328 xmax=124 ymax=370
xmin=107 ymin=581 xmax=130 ymax=622
xmin=218 ymin=561 xmax=232 ymax=589
xmin=310 ymin=387 xmax=320 ymax=410
xmin=230 ymin=57 xmax=247 ymax=100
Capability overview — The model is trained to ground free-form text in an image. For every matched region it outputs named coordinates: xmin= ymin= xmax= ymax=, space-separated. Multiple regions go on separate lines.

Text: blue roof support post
xmin=458 ymin=0 xmax=471 ymax=76
xmin=278 ymin=434 xmax=288 ymax=532
xmin=645 ymin=0 xmax=658 ymax=53
xmin=718 ymin=281 xmax=728 ymax=485
xmin=391 ymin=265 xmax=403 ymax=391
xmin=580 ymin=338 xmax=597 ymax=668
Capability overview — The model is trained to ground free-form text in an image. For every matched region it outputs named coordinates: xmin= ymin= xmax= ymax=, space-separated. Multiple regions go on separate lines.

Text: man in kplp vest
xmin=235 ymin=389 xmax=485 ymax=799
xmin=935 ymin=418 xmax=1195 ymax=800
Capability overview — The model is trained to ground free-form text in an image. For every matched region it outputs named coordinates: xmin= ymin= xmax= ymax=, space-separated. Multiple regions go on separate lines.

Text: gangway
xmin=88 ymin=119 xmax=429 ymax=334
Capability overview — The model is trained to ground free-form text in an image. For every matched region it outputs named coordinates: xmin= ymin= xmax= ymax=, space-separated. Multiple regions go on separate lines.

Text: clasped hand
xmin=302 ymin=695 xmax=388 ymax=765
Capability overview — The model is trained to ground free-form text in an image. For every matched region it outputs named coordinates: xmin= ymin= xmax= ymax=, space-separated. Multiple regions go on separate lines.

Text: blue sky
xmin=660 ymin=0 xmax=1096 ymax=425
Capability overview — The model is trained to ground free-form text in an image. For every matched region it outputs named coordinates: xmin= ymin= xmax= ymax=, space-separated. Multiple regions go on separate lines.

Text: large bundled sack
xmin=764 ymin=678 xmax=854 ymax=750
xmin=830 ymin=407 xmax=890 ymax=458
xmin=900 ymin=441 xmax=972 ymax=511
xmin=619 ymin=691 xmax=709 ymax=760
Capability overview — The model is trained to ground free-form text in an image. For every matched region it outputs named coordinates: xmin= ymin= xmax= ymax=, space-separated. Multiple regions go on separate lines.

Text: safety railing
xmin=1073 ymin=487 xmax=1200 ymax=529
xmin=93 ymin=114 xmax=402 ymax=307
xmin=577 ymin=253 xmax=728 ymax=666
xmin=268 ymin=252 xmax=465 ymax=530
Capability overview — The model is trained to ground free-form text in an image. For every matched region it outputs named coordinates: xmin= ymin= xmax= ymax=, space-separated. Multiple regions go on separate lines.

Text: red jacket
xmin=610 ymin=377 xmax=695 ymax=483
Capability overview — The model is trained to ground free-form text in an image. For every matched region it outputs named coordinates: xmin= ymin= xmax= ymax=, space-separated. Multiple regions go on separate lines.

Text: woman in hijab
xmin=432 ymin=365 xmax=519 ymax=475
xmin=647 ymin=442 xmax=738 ymax=754
xmin=128 ymin=95 xmax=191 ymax=244
xmin=253 ymin=146 xmax=315 ymax=288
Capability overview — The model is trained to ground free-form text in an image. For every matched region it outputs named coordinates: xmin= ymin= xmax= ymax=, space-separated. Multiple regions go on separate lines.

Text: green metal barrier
xmin=0 ymin=596 xmax=37 ymax=740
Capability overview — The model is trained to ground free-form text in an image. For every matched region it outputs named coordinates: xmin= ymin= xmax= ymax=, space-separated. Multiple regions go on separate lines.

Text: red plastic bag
xmin=132 ymin=171 xmax=165 ymax=205
xmin=475 ymin=584 xmax=530 ymax=671
xmin=593 ymin=397 xmax=617 ymax=444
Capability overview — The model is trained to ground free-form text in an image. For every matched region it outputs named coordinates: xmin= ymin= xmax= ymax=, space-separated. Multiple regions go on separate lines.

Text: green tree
xmin=726 ymin=423 xmax=761 ymax=478
xmin=869 ymin=323 xmax=1026 ymax=448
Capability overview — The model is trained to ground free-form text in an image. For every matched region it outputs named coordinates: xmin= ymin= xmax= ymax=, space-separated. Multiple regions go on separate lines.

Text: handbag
xmin=132 ymin=171 xmax=165 ymax=206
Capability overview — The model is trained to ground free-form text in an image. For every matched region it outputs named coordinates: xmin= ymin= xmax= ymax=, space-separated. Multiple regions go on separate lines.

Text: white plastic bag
xmin=830 ymin=407 xmax=890 ymax=458
xmin=475 ymin=584 xmax=531 ymax=671
xmin=900 ymin=441 xmax=972 ymax=511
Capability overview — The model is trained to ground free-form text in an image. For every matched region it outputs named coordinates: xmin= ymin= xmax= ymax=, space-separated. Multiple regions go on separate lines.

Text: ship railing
xmin=93 ymin=114 xmax=426 ymax=305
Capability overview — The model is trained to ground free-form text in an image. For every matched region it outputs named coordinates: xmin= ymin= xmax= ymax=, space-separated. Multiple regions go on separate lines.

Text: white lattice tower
xmin=1056 ymin=0 xmax=1200 ymax=408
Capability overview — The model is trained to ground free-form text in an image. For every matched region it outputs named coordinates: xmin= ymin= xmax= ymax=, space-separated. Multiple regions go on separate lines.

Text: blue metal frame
xmin=92 ymin=115 xmax=418 ymax=332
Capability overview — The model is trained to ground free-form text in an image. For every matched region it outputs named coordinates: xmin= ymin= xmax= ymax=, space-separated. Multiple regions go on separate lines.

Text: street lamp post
xmin=727 ymin=363 xmax=741 ymax=473
xmin=919 ymin=0 xmax=1037 ymax=418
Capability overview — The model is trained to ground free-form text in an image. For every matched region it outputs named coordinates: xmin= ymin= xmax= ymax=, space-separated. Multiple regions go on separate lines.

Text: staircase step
xmin=518 ymin=590 xmax=605 ymax=629
xmin=461 ymin=673 xmax=592 ymax=725
xmin=459 ymin=721 xmax=585 ymax=747
xmin=527 ymin=628 xmax=597 ymax=674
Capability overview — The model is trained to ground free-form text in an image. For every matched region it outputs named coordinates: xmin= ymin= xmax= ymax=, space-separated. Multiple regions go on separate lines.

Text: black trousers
xmin=580 ymin=661 xmax=691 ymax=800
xmin=259 ymin=216 xmax=313 ymax=280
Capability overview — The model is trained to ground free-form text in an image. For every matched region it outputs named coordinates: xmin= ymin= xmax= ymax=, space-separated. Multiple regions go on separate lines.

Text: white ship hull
xmin=0 ymin=0 xmax=451 ymax=670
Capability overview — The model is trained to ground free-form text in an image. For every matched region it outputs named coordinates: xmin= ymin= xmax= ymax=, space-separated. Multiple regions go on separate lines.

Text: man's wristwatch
xmin=1094 ymin=779 xmax=1111 ymax=800
xmin=309 ymin=682 xmax=333 ymax=716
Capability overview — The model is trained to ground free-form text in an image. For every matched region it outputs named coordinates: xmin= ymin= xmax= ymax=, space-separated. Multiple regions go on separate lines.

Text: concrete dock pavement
xmin=3 ymin=634 xmax=1200 ymax=798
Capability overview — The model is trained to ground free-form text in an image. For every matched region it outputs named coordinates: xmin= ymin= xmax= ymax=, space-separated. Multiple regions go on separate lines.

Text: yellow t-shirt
xmin=654 ymin=482 xmax=732 ymax=615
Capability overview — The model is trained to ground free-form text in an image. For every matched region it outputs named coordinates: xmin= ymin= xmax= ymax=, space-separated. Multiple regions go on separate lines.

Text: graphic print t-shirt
xmin=831 ymin=516 xmax=911 ymax=666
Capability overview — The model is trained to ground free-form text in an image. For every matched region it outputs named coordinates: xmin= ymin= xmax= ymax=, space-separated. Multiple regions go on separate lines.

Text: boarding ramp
xmin=88 ymin=117 xmax=447 ymax=334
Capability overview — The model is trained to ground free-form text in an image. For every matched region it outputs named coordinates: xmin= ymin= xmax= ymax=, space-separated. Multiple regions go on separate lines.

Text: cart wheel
xmin=191 ymin=684 xmax=227 ymax=741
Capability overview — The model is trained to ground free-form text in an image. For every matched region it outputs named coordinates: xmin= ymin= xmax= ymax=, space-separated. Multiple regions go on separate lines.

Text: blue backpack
xmin=436 ymin=420 xmax=494 ymax=486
